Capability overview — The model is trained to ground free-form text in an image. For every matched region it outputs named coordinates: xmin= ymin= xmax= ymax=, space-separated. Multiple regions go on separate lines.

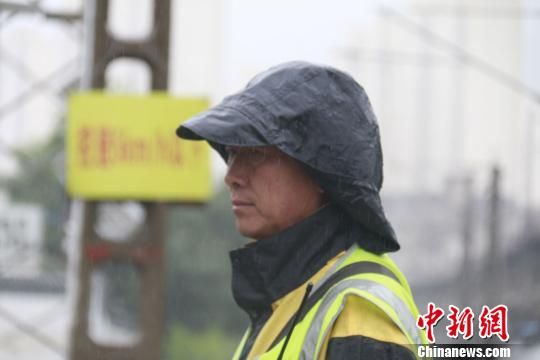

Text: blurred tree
xmin=0 ymin=126 xmax=66 ymax=272
xmin=165 ymin=325 xmax=237 ymax=360
xmin=165 ymin=188 xmax=248 ymax=336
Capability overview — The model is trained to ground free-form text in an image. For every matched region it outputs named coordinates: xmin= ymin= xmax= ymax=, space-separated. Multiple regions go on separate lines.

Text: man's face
xmin=224 ymin=146 xmax=325 ymax=240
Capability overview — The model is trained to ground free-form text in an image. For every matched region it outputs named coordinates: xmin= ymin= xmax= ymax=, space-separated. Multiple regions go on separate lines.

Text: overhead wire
xmin=0 ymin=56 xmax=80 ymax=121
xmin=0 ymin=303 xmax=65 ymax=358
xmin=413 ymin=5 xmax=540 ymax=19
xmin=0 ymin=6 xmax=79 ymax=357
xmin=379 ymin=4 xmax=540 ymax=106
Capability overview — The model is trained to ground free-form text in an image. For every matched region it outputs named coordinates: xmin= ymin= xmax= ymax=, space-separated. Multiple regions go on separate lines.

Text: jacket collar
xmin=229 ymin=204 xmax=359 ymax=319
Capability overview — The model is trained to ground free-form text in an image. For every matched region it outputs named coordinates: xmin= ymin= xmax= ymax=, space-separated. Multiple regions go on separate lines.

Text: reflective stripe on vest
xmin=232 ymin=245 xmax=426 ymax=360
xmin=233 ymin=329 xmax=250 ymax=360
xmin=301 ymin=278 xmax=422 ymax=359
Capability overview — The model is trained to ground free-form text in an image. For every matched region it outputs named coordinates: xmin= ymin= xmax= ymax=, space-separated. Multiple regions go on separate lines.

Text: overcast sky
xmin=0 ymin=0 xmax=538 ymax=206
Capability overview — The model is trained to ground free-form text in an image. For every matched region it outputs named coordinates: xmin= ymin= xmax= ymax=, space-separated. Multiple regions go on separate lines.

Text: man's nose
xmin=224 ymin=157 xmax=249 ymax=189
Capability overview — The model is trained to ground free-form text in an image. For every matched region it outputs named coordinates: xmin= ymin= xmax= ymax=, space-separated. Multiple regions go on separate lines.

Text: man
xmin=176 ymin=62 xmax=426 ymax=359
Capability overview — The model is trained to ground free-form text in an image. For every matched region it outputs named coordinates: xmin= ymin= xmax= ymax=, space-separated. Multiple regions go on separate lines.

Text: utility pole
xmin=459 ymin=175 xmax=474 ymax=307
xmin=482 ymin=165 xmax=505 ymax=345
xmin=69 ymin=1 xmax=171 ymax=359
xmin=484 ymin=165 xmax=503 ymax=306
xmin=523 ymin=109 xmax=536 ymax=237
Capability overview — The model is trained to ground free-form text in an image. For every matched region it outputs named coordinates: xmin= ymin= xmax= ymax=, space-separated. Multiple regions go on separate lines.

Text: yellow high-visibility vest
xmin=232 ymin=244 xmax=428 ymax=360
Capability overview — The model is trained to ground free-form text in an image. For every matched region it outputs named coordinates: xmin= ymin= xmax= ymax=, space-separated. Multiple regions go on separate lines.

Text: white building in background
xmin=336 ymin=0 xmax=537 ymax=203
xmin=330 ymin=0 xmax=540 ymax=281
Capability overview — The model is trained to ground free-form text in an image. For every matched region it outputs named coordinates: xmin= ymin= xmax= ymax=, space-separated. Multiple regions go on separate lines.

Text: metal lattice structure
xmin=0 ymin=1 xmax=82 ymax=358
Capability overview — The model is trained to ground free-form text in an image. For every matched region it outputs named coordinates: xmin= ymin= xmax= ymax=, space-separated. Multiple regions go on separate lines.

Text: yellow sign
xmin=67 ymin=92 xmax=211 ymax=201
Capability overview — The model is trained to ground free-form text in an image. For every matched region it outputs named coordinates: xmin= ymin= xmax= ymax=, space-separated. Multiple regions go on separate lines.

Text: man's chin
xmin=236 ymin=226 xmax=261 ymax=240
xmin=235 ymin=221 xmax=267 ymax=241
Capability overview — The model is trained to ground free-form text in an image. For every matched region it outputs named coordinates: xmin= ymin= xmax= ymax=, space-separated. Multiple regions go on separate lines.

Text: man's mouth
xmin=231 ymin=199 xmax=255 ymax=211
xmin=232 ymin=200 xmax=253 ymax=205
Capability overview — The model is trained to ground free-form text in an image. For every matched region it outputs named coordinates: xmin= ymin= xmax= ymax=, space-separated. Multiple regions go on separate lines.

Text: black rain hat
xmin=177 ymin=61 xmax=399 ymax=253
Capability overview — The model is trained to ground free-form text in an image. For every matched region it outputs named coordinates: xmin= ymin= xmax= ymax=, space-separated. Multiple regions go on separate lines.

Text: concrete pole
xmin=69 ymin=1 xmax=170 ymax=359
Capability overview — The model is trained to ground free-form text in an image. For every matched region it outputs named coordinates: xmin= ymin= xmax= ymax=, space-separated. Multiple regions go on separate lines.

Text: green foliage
xmin=165 ymin=188 xmax=248 ymax=335
xmin=165 ymin=325 xmax=239 ymax=360
xmin=0 ymin=128 xmax=66 ymax=271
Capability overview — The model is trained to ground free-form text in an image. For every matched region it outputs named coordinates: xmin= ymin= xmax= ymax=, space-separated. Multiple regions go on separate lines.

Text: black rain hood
xmin=176 ymin=61 xmax=399 ymax=253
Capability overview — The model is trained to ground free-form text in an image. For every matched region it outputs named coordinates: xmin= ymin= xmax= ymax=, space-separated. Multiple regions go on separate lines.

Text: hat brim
xmin=176 ymin=104 xmax=270 ymax=161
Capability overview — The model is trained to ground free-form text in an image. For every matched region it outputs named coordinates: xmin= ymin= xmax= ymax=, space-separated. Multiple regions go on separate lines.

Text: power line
xmin=0 ymin=303 xmax=65 ymax=358
xmin=0 ymin=57 xmax=79 ymax=121
xmin=0 ymin=45 xmax=54 ymax=88
xmin=0 ymin=0 xmax=82 ymax=22
xmin=414 ymin=5 xmax=540 ymax=19
xmin=379 ymin=5 xmax=540 ymax=106
xmin=340 ymin=47 xmax=455 ymax=67
xmin=0 ymin=294 xmax=65 ymax=339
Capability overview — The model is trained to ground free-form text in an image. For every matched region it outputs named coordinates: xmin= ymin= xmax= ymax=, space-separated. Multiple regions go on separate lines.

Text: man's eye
xmin=226 ymin=147 xmax=270 ymax=167
xmin=248 ymin=148 xmax=265 ymax=156
xmin=247 ymin=149 xmax=268 ymax=164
